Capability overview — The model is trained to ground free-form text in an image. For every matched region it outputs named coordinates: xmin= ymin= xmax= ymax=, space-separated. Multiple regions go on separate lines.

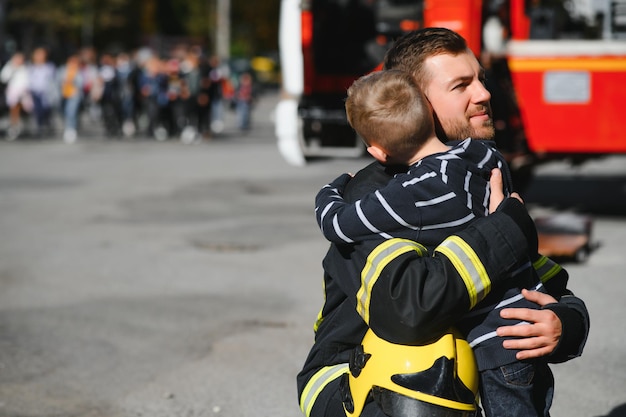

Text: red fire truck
xmin=275 ymin=0 xmax=626 ymax=186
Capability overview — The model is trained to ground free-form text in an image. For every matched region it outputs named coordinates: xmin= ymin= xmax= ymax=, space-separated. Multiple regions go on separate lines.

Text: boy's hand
xmin=489 ymin=168 xmax=523 ymax=213
xmin=496 ymin=289 xmax=562 ymax=360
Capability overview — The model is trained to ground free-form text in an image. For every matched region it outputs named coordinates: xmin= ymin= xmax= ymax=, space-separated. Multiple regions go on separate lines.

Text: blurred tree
xmin=2 ymin=0 xmax=279 ymax=61
xmin=5 ymin=0 xmax=139 ymax=57
xmin=231 ymin=0 xmax=280 ymax=56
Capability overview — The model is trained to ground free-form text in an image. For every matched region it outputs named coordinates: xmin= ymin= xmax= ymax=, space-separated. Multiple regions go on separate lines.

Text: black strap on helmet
xmin=371 ymin=387 xmax=478 ymax=417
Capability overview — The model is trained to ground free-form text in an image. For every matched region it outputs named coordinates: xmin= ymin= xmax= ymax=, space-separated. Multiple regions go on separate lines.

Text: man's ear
xmin=366 ymin=145 xmax=388 ymax=163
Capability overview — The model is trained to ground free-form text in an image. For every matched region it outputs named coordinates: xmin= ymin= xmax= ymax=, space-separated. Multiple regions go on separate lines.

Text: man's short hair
xmin=383 ymin=27 xmax=468 ymax=88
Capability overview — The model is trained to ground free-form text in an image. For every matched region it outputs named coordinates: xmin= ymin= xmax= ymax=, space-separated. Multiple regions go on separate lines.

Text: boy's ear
xmin=366 ymin=145 xmax=389 ymax=163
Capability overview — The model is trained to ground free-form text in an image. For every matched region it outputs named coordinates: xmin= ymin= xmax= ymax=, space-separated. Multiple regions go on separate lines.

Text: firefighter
xmin=297 ymin=28 xmax=589 ymax=417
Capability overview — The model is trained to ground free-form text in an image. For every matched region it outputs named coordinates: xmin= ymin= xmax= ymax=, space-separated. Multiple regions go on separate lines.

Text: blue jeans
xmin=236 ymin=100 xmax=251 ymax=130
xmin=31 ymin=91 xmax=52 ymax=129
xmin=63 ymin=95 xmax=82 ymax=130
xmin=479 ymin=361 xmax=554 ymax=417
xmin=211 ymin=99 xmax=223 ymax=124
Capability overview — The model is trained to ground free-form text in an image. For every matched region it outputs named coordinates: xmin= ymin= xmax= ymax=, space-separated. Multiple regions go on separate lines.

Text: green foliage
xmin=231 ymin=0 xmax=281 ymax=55
xmin=4 ymin=0 xmax=280 ymax=57
xmin=8 ymin=0 xmax=129 ymax=29
xmin=183 ymin=1 xmax=215 ymax=38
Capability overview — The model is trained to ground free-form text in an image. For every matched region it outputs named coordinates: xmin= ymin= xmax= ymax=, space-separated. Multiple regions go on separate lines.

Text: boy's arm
xmin=316 ymin=168 xmax=448 ymax=244
xmin=315 ymin=173 xmax=353 ymax=242
xmin=315 ymin=173 xmax=404 ymax=244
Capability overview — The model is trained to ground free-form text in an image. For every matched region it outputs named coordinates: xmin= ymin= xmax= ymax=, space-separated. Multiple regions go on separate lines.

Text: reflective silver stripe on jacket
xmin=435 ymin=236 xmax=491 ymax=309
xmin=534 ymin=255 xmax=562 ymax=283
xmin=357 ymin=238 xmax=427 ymax=324
xmin=300 ymin=363 xmax=349 ymax=417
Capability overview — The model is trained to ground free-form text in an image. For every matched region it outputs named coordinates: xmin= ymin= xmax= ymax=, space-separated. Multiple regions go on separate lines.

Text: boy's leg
xmin=479 ymin=361 xmax=554 ymax=417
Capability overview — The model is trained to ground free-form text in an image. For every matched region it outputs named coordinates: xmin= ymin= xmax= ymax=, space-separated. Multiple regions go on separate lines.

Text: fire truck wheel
xmin=574 ymin=246 xmax=590 ymax=263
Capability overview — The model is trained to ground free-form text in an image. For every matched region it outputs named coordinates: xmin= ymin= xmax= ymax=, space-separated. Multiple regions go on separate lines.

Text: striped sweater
xmin=316 ymin=139 xmax=507 ymax=249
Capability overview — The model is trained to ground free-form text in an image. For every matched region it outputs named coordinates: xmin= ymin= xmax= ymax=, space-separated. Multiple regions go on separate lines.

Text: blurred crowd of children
xmin=0 ymin=44 xmax=257 ymax=143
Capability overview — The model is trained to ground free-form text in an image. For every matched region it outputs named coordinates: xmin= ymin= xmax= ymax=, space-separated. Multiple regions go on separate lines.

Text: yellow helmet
xmin=341 ymin=328 xmax=478 ymax=417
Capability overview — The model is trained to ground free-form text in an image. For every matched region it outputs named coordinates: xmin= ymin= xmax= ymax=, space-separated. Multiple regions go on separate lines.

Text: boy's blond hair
xmin=345 ymin=69 xmax=435 ymax=157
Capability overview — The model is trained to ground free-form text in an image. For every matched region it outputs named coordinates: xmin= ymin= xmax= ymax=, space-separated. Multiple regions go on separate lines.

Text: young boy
xmin=315 ymin=69 xmax=567 ymax=417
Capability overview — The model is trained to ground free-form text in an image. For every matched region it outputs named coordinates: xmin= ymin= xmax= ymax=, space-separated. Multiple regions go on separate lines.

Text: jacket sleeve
xmin=543 ymin=292 xmax=590 ymax=363
xmin=317 ymin=165 xmax=475 ymax=245
xmin=534 ymin=255 xmax=569 ymax=296
xmin=324 ymin=197 xmax=536 ymax=345
xmin=315 ymin=172 xmax=425 ymax=244
xmin=315 ymin=173 xmax=356 ymax=243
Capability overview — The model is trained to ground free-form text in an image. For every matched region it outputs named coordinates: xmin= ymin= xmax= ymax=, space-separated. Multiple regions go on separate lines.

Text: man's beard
xmin=434 ymin=115 xmax=495 ymax=142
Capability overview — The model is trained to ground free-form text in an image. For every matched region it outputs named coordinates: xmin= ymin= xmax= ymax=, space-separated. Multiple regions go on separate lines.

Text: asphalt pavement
xmin=0 ymin=91 xmax=625 ymax=417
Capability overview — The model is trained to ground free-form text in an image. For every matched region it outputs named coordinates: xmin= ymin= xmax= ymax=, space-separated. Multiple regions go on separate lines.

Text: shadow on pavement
xmin=596 ymin=403 xmax=626 ymax=417
xmin=523 ymin=174 xmax=626 ymax=217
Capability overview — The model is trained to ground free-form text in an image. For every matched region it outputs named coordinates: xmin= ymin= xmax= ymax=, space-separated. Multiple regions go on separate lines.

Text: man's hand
xmin=496 ymin=289 xmax=562 ymax=360
xmin=489 ymin=168 xmax=523 ymax=213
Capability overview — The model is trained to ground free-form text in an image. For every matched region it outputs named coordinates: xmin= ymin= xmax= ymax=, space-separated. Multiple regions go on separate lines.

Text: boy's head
xmin=345 ymin=69 xmax=435 ymax=163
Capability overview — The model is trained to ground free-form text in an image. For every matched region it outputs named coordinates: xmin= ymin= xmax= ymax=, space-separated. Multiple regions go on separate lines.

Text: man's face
xmin=422 ymin=51 xmax=494 ymax=141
